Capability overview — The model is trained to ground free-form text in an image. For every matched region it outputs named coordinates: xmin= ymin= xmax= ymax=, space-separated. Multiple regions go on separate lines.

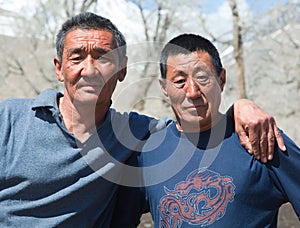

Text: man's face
xmin=160 ymin=51 xmax=226 ymax=132
xmin=54 ymin=29 xmax=127 ymax=106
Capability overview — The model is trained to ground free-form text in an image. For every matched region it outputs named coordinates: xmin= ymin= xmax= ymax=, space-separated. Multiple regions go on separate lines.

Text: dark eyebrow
xmin=95 ymin=48 xmax=110 ymax=55
xmin=67 ymin=47 xmax=110 ymax=55
xmin=67 ymin=48 xmax=83 ymax=55
xmin=192 ymin=66 xmax=212 ymax=75
xmin=172 ymin=69 xmax=187 ymax=77
xmin=193 ymin=66 xmax=206 ymax=72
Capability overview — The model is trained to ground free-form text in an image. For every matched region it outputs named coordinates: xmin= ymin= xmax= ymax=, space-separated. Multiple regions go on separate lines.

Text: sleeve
xmin=110 ymin=152 xmax=149 ymax=227
xmin=128 ymin=112 xmax=172 ymax=139
xmin=267 ymin=131 xmax=300 ymax=219
xmin=110 ymin=185 xmax=149 ymax=228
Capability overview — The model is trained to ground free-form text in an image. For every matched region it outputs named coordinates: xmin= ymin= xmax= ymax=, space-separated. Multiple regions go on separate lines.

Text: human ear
xmin=54 ymin=57 xmax=64 ymax=82
xmin=159 ymin=78 xmax=169 ymax=100
xmin=219 ymin=68 xmax=226 ymax=91
xmin=118 ymin=56 xmax=128 ymax=82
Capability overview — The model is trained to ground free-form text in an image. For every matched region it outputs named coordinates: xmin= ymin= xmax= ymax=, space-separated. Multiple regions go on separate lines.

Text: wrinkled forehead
xmin=166 ymin=52 xmax=213 ymax=72
xmin=65 ymin=29 xmax=116 ymax=47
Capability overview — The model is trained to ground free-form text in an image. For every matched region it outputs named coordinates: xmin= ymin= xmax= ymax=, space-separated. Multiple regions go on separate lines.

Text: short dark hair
xmin=55 ymin=12 xmax=126 ymax=62
xmin=160 ymin=34 xmax=223 ymax=79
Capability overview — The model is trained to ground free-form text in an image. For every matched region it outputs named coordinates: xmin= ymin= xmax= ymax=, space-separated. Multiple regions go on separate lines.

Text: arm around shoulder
xmin=230 ymin=99 xmax=286 ymax=163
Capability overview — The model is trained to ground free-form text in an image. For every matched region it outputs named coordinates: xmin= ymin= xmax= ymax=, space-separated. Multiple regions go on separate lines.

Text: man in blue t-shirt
xmin=0 ymin=13 xmax=287 ymax=227
xmin=137 ymin=34 xmax=300 ymax=227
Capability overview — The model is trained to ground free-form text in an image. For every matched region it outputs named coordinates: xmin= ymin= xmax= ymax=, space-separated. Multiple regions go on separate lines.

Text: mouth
xmin=79 ymin=83 xmax=103 ymax=88
xmin=185 ymin=102 xmax=207 ymax=110
xmin=78 ymin=79 xmax=105 ymax=88
xmin=78 ymin=77 xmax=105 ymax=87
xmin=77 ymin=83 xmax=105 ymax=95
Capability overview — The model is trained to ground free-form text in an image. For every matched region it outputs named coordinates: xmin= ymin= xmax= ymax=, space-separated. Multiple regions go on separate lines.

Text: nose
xmin=185 ymin=78 xmax=202 ymax=99
xmin=81 ymin=56 xmax=99 ymax=77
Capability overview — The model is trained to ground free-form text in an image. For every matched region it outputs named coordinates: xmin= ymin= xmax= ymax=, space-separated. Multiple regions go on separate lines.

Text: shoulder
xmin=109 ymin=109 xmax=153 ymax=123
xmin=0 ymin=98 xmax=35 ymax=136
xmin=143 ymin=121 xmax=177 ymax=143
xmin=265 ymin=130 xmax=300 ymax=181
xmin=0 ymin=97 xmax=34 ymax=116
xmin=0 ymin=89 xmax=61 ymax=120
xmin=270 ymin=130 xmax=300 ymax=164
xmin=109 ymin=109 xmax=173 ymax=137
xmin=281 ymin=130 xmax=299 ymax=152
xmin=0 ymin=89 xmax=60 ymax=110
xmin=109 ymin=109 xmax=162 ymax=125
xmin=0 ymin=96 xmax=33 ymax=107
xmin=140 ymin=122 xmax=178 ymax=164
xmin=265 ymin=130 xmax=300 ymax=207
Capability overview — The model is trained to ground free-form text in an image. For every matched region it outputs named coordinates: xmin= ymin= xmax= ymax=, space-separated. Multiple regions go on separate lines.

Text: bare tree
xmin=129 ymin=0 xmax=174 ymax=111
xmin=228 ymin=0 xmax=246 ymax=99
xmin=199 ymin=0 xmax=247 ymax=99
xmin=0 ymin=0 xmax=99 ymax=99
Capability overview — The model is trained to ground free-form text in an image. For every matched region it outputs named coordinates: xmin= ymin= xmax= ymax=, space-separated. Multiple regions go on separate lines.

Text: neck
xmin=58 ymin=94 xmax=110 ymax=142
xmin=176 ymin=112 xmax=223 ymax=133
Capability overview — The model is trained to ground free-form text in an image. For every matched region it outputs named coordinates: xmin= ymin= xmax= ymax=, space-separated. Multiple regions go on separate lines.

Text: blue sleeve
xmin=128 ymin=112 xmax=172 ymax=140
xmin=111 ymin=185 xmax=149 ymax=227
xmin=267 ymin=131 xmax=300 ymax=219
xmin=110 ymin=152 xmax=149 ymax=227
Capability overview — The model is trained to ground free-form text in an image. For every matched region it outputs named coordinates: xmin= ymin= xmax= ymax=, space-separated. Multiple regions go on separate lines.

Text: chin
xmin=180 ymin=118 xmax=200 ymax=129
xmin=74 ymin=96 xmax=99 ymax=105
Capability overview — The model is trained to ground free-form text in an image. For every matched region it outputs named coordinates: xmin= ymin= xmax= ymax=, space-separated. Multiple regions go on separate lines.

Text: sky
xmin=1 ymin=0 xmax=37 ymax=13
xmin=0 ymin=0 xmax=293 ymax=41
xmin=201 ymin=0 xmax=289 ymax=14
xmin=1 ymin=0 xmax=290 ymax=14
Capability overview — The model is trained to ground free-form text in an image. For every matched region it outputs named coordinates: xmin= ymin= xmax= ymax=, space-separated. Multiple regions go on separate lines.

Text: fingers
xmin=236 ymin=128 xmax=253 ymax=153
xmin=247 ymin=124 xmax=263 ymax=161
xmin=259 ymin=124 xmax=268 ymax=163
xmin=266 ymin=128 xmax=275 ymax=161
xmin=232 ymin=99 xmax=286 ymax=163
xmin=274 ymin=125 xmax=286 ymax=151
xmin=236 ymin=123 xmax=262 ymax=161
xmin=266 ymin=118 xmax=286 ymax=160
xmin=248 ymin=117 xmax=276 ymax=163
xmin=244 ymin=117 xmax=286 ymax=163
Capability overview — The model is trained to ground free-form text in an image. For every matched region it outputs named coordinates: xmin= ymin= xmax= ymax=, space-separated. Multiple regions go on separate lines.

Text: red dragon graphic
xmin=159 ymin=169 xmax=235 ymax=227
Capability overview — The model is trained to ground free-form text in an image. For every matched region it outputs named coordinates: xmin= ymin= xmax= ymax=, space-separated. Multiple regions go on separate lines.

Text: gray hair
xmin=55 ymin=12 xmax=126 ymax=62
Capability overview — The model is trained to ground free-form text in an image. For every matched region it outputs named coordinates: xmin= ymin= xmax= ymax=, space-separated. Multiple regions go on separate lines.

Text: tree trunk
xmin=228 ymin=0 xmax=247 ymax=99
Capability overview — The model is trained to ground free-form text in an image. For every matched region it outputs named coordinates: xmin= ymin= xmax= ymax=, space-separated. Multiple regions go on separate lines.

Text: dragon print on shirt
xmin=159 ymin=169 xmax=235 ymax=227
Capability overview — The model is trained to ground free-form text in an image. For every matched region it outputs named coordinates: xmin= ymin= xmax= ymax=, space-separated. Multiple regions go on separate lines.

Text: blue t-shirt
xmin=0 ymin=89 xmax=167 ymax=227
xmin=140 ymin=115 xmax=300 ymax=227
